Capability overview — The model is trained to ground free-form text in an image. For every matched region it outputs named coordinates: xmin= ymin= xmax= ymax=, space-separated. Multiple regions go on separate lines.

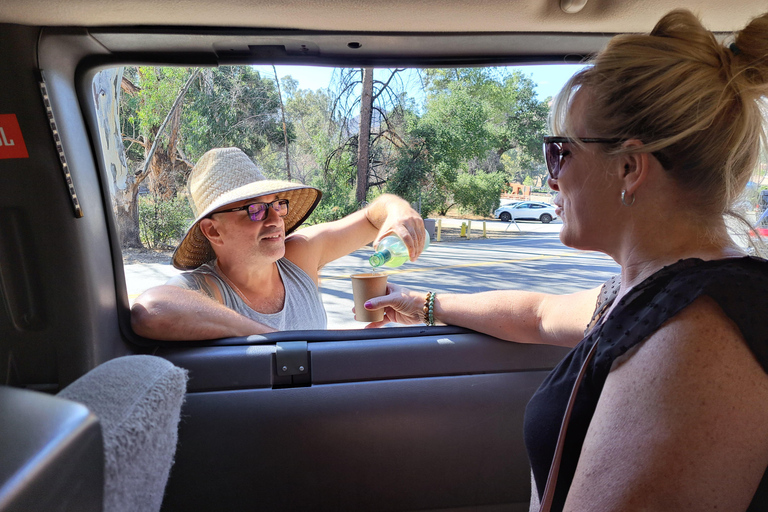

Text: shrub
xmin=138 ymin=194 xmax=193 ymax=249
xmin=452 ymin=171 xmax=506 ymax=217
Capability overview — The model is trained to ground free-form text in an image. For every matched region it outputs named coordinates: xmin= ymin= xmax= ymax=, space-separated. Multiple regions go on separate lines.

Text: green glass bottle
xmin=369 ymin=229 xmax=431 ymax=268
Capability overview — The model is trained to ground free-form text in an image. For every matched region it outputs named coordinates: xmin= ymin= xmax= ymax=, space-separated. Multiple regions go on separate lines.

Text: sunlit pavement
xmin=123 ymin=214 xmax=757 ymax=330
xmin=124 ymin=263 xmax=180 ymax=303
xmin=123 ymin=218 xmax=566 ymax=303
xmin=122 ymin=219 xmax=609 ymax=329
xmin=123 ymin=219 xmax=607 ymax=330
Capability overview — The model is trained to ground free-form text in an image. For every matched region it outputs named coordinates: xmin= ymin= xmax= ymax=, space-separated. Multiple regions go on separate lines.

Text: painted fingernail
xmin=364 ymin=301 xmax=372 ymax=309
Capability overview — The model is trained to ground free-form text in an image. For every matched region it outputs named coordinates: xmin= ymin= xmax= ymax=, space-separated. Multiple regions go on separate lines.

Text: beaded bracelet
xmin=422 ymin=291 xmax=436 ymax=326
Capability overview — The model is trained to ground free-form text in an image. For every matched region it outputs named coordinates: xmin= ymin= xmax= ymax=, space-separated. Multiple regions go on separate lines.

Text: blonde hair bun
xmin=549 ymin=8 xmax=768 ymax=219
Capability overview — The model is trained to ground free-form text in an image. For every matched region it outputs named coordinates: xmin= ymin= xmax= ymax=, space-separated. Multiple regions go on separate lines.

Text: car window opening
xmin=94 ymin=63 xmax=761 ymax=335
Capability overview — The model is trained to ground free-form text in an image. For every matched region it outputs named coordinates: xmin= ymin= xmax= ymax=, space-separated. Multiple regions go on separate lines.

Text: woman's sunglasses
xmin=213 ymin=199 xmax=290 ymax=222
xmin=543 ymin=136 xmax=622 ymax=179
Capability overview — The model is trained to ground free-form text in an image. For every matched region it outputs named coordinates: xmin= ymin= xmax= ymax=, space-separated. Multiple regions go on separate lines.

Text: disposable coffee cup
xmin=351 ymin=273 xmax=388 ymax=322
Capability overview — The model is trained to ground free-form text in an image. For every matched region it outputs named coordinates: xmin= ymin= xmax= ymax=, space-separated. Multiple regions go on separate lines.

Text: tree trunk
xmin=356 ymin=67 xmax=374 ymax=205
xmin=273 ymin=65 xmax=291 ymax=180
xmin=115 ymin=183 xmax=142 ymax=248
xmin=93 ymin=67 xmax=144 ymax=247
xmin=93 ymin=67 xmax=128 ymax=196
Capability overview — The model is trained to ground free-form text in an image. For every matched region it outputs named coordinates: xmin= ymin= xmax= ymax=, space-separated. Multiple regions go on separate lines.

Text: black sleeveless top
xmin=524 ymin=256 xmax=768 ymax=511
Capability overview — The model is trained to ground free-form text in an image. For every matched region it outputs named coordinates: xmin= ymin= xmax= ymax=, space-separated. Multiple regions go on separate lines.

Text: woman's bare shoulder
xmin=565 ymin=295 xmax=768 ymax=511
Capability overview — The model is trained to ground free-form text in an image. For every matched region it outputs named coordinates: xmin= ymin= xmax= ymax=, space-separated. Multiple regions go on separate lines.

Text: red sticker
xmin=0 ymin=114 xmax=29 ymax=159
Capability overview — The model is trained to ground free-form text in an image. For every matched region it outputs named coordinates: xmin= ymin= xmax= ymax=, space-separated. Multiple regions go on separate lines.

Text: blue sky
xmin=253 ymin=64 xmax=586 ymax=102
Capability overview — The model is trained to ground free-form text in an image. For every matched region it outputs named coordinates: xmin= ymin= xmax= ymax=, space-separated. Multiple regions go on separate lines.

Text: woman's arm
xmin=363 ymin=283 xmax=602 ymax=347
xmin=131 ymin=285 xmax=275 ymax=340
xmin=564 ymin=296 xmax=768 ymax=511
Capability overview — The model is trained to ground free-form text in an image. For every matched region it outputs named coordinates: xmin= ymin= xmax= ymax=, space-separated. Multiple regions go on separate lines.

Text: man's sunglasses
xmin=212 ymin=199 xmax=290 ymax=222
xmin=543 ymin=136 xmax=622 ymax=179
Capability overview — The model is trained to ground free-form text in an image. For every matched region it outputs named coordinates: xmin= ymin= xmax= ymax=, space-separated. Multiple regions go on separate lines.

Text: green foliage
xmin=117 ymin=66 xmax=299 ymax=248
xmin=390 ymin=67 xmax=550 ymax=216
xmin=283 ymin=87 xmax=339 ymax=182
xmin=387 ymin=141 xmax=430 ymax=205
xmin=386 ymin=125 xmax=450 ymax=217
xmin=138 ymin=194 xmax=193 ymax=249
xmin=420 ymin=67 xmax=549 ymax=176
xmin=134 ymin=68 xmax=189 ymax=133
xmin=120 ymin=66 xmax=290 ymax=164
xmin=418 ymin=86 xmax=494 ymax=170
xmin=304 ymin=146 xmax=358 ymax=225
xmin=116 ymin=64 xmax=553 ymax=249
xmin=257 ymin=146 xmax=291 ymax=180
xmin=305 ymin=199 xmax=356 ymax=225
xmin=184 ymin=67 xmax=288 ymax=161
xmin=452 ymin=171 xmax=507 ymax=216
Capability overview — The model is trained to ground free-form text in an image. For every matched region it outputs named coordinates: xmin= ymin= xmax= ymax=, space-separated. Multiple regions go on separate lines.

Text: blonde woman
xmin=365 ymin=10 xmax=768 ymax=511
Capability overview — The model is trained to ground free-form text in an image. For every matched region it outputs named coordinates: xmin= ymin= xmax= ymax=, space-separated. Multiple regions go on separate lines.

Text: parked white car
xmin=494 ymin=201 xmax=557 ymax=223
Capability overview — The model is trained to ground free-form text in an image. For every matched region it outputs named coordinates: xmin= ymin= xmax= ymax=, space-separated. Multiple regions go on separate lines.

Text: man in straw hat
xmin=131 ymin=147 xmax=426 ymax=340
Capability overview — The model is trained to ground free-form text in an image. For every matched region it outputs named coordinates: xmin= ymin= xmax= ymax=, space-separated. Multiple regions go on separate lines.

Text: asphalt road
xmin=124 ymin=219 xmax=621 ymax=330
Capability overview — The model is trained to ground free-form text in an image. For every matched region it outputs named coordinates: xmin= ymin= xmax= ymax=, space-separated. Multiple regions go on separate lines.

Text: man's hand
xmin=366 ymin=194 xmax=427 ymax=261
xmin=285 ymin=193 xmax=427 ymax=280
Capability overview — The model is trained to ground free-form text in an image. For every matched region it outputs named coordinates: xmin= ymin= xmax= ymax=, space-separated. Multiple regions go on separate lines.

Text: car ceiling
xmin=2 ymin=1 xmax=765 ymax=67
xmin=1 ymin=0 xmax=764 ymax=34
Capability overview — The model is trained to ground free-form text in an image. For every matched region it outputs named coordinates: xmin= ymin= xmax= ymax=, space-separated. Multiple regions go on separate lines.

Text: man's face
xmin=204 ymin=193 xmax=287 ymax=264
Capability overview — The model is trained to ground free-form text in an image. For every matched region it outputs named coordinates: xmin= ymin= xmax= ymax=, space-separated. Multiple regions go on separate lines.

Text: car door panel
xmin=157 ymin=331 xmax=569 ymax=511
xmin=0 ymin=25 xmax=570 ymax=512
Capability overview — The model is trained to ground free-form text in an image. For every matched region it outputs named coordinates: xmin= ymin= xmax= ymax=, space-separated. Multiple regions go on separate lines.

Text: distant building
xmin=502 ymin=182 xmax=531 ymax=198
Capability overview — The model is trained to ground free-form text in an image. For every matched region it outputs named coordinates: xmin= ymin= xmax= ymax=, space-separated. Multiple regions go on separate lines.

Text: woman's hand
xmin=355 ymin=283 xmax=427 ymax=328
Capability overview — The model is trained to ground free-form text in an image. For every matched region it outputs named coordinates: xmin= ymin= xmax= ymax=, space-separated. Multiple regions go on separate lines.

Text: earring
xmin=621 ymin=190 xmax=635 ymax=206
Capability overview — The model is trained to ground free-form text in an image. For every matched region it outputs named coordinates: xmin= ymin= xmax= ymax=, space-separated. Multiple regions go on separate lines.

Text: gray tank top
xmin=167 ymin=258 xmax=327 ymax=331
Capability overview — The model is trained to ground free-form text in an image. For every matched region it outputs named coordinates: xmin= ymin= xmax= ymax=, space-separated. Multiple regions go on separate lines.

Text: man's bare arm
xmin=131 ymin=285 xmax=275 ymax=340
xmin=285 ymin=194 xmax=424 ymax=282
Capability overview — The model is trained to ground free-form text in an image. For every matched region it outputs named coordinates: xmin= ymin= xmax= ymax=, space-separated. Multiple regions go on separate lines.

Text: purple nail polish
xmin=364 ymin=301 xmax=372 ymax=309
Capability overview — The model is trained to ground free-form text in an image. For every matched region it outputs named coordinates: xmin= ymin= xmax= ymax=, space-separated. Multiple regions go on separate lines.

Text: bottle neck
xmin=369 ymin=249 xmax=392 ymax=267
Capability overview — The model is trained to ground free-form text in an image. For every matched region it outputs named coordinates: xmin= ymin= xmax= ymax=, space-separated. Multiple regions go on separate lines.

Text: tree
xmin=93 ymin=67 xmax=136 ymax=245
xmin=181 ymin=67 xmax=287 ymax=163
xmin=282 ymin=82 xmax=336 ymax=184
xmin=452 ymin=171 xmax=508 ymax=216
xmin=388 ymin=67 xmax=549 ymax=216
xmin=273 ymin=65 xmax=291 ymax=180
xmin=99 ymin=64 xmax=550 ymax=244
xmin=276 ymin=81 xmax=358 ymax=223
xmin=356 ymin=68 xmax=374 ymax=204
xmin=327 ymin=68 xmax=409 ymax=206
xmin=100 ymin=67 xmax=198 ymax=247
xmin=422 ymin=68 xmax=548 ymax=173
xmin=112 ymin=66 xmax=290 ymax=248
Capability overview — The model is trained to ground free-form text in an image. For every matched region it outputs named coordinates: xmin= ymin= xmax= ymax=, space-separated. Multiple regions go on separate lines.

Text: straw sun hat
xmin=172 ymin=147 xmax=321 ymax=270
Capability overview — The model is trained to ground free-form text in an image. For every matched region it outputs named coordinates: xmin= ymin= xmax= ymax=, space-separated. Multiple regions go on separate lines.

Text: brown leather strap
xmin=539 ymin=340 xmax=599 ymax=512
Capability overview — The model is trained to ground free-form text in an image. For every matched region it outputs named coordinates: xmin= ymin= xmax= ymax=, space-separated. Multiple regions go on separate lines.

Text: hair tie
xmin=729 ymin=42 xmax=741 ymax=56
